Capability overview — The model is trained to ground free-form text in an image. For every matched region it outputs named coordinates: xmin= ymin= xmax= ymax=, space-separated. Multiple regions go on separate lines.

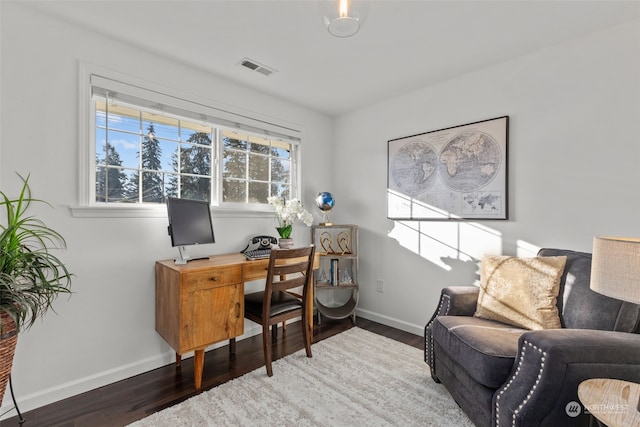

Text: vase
xmin=278 ymin=238 xmax=294 ymax=249
xmin=0 ymin=310 xmax=18 ymax=405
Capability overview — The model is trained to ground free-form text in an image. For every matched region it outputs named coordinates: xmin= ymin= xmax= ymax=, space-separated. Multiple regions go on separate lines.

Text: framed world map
xmin=387 ymin=116 xmax=508 ymax=220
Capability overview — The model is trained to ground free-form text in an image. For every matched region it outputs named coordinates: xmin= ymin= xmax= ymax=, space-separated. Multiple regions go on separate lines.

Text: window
xmin=221 ymin=130 xmax=292 ymax=204
xmin=81 ymin=66 xmax=301 ymax=215
xmin=95 ymin=100 xmax=215 ymax=203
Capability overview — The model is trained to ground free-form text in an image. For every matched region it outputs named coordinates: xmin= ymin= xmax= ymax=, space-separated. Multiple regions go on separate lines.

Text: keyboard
xmin=243 ymin=248 xmax=271 ymax=260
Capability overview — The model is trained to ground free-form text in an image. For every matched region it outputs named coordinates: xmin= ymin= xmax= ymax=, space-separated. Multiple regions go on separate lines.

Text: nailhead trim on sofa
xmin=495 ymin=340 xmax=546 ymax=427
xmin=424 ymin=295 xmax=451 ymax=368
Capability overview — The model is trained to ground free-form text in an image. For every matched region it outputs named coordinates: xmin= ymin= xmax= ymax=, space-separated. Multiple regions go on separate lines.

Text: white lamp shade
xmin=591 ymin=236 xmax=640 ymax=304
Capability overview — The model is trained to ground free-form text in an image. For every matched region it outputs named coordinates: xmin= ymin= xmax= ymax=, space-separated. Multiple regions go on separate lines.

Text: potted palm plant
xmin=0 ymin=174 xmax=73 ymax=404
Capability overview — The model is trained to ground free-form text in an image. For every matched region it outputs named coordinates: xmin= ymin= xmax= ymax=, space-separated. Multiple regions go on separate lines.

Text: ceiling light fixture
xmin=322 ymin=0 xmax=368 ymax=38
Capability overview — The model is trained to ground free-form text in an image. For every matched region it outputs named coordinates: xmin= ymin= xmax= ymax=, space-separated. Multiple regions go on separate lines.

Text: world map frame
xmin=387 ymin=116 xmax=509 ymax=220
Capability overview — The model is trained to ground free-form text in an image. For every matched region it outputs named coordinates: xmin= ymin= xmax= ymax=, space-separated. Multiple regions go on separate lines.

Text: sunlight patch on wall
xmin=388 ymin=220 xmax=502 ymax=271
xmin=516 ymin=240 xmax=542 ymax=257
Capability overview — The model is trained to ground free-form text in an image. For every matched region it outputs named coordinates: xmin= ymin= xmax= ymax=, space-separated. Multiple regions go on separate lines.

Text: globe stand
xmin=319 ymin=211 xmax=332 ymax=226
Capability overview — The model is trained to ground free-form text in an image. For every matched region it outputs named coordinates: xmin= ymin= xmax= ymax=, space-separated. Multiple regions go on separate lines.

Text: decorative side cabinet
xmin=311 ymin=224 xmax=359 ymax=324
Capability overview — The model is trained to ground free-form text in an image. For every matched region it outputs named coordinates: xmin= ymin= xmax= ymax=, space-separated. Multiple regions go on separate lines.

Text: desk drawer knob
xmin=210 ymin=277 xmax=218 ymax=282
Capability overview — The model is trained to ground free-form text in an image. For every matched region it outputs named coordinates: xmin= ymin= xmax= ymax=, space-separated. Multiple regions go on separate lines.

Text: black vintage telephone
xmin=241 ymin=235 xmax=278 ymax=260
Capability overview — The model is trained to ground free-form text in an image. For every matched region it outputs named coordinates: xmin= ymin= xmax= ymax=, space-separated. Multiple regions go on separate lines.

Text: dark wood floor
xmin=2 ymin=318 xmax=422 ymax=427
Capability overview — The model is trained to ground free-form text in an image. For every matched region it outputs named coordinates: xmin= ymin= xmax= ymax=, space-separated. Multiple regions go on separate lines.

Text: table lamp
xmin=590 ymin=236 xmax=640 ymax=410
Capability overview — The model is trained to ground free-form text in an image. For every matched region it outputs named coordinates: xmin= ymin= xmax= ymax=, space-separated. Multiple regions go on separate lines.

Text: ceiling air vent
xmin=238 ymin=58 xmax=276 ymax=77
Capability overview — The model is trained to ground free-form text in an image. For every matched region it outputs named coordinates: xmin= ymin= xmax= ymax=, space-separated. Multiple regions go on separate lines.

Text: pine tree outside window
xmin=222 ymin=130 xmax=291 ymax=204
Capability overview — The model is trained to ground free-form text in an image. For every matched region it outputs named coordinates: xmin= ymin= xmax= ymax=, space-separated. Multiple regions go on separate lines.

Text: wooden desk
xmin=578 ymin=378 xmax=640 ymax=427
xmin=155 ymin=252 xmax=317 ymax=389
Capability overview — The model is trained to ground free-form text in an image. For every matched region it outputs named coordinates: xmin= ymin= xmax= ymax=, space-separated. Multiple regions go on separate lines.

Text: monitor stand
xmin=174 ymin=246 xmax=191 ymax=265
xmin=174 ymin=246 xmax=209 ymax=265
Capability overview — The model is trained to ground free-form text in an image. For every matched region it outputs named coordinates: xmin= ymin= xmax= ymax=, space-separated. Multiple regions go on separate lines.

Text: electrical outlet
xmin=377 ymin=279 xmax=384 ymax=293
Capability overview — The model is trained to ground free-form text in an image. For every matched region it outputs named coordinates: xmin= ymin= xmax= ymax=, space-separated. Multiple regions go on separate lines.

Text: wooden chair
xmin=243 ymin=245 xmax=315 ymax=376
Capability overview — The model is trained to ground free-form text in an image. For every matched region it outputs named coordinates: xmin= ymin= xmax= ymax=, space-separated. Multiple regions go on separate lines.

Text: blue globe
xmin=315 ymin=192 xmax=335 ymax=212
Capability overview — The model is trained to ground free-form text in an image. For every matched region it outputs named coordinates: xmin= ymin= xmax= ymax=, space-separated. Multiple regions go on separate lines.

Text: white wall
xmin=0 ymin=3 xmax=333 ymax=415
xmin=334 ymin=19 xmax=640 ymax=334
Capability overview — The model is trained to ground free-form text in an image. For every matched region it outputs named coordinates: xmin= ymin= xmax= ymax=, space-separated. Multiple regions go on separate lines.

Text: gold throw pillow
xmin=475 ymin=255 xmax=567 ymax=330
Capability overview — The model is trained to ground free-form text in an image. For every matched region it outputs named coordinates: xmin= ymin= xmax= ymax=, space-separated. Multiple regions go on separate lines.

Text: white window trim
xmin=74 ymin=61 xmax=304 ymax=218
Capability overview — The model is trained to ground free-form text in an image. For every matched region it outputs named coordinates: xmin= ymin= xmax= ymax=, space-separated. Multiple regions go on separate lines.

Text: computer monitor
xmin=166 ymin=197 xmax=215 ymax=264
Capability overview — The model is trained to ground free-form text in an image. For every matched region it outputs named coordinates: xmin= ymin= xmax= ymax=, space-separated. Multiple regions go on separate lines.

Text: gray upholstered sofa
xmin=425 ymin=248 xmax=640 ymax=427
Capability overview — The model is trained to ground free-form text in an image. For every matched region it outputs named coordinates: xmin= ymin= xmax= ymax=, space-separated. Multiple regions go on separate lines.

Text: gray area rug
xmin=128 ymin=327 xmax=473 ymax=427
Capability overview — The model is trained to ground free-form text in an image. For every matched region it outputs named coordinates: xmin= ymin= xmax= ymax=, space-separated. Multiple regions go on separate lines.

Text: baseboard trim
xmin=1 ymin=351 xmax=175 ymax=419
xmin=355 ymin=309 xmax=424 ymax=336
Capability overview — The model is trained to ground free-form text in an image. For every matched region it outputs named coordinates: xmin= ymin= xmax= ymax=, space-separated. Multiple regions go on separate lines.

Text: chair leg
xmin=262 ymin=323 xmax=273 ymax=377
xmin=302 ymin=314 xmax=312 ymax=358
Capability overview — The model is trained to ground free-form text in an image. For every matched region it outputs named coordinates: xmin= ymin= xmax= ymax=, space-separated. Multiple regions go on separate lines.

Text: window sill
xmin=70 ymin=205 xmax=273 ymax=219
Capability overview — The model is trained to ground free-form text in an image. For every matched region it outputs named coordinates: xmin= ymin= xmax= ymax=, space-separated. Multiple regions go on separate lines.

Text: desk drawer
xmin=182 ymin=265 xmax=242 ymax=291
xmin=243 ymin=260 xmax=269 ymax=282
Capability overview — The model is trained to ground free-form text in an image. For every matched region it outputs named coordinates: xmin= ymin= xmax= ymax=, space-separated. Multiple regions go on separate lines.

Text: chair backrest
xmin=265 ymin=245 xmax=315 ymax=296
xmin=538 ymin=248 xmax=640 ymax=332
